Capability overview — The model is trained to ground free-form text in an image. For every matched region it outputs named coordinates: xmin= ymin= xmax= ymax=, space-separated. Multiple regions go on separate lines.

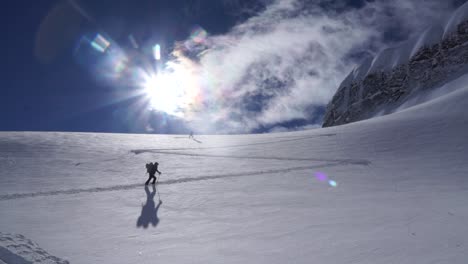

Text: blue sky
xmin=1 ymin=0 xmax=465 ymax=134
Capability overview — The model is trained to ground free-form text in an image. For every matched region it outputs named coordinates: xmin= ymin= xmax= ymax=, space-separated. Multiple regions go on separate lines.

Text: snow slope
xmin=0 ymin=233 xmax=68 ymax=264
xmin=1 ymin=76 xmax=468 ymax=263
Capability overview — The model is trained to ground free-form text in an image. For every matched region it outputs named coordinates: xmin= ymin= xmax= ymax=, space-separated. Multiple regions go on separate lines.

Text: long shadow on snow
xmin=0 ymin=160 xmax=369 ymax=201
xmin=137 ymin=185 xmax=162 ymax=229
xmin=191 ymin=138 xmax=202 ymax=143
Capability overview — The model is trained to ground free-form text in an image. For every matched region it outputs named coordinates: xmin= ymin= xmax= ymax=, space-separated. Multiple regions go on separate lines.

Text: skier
xmin=145 ymin=162 xmax=162 ymax=185
xmin=189 ymin=131 xmax=194 ymax=139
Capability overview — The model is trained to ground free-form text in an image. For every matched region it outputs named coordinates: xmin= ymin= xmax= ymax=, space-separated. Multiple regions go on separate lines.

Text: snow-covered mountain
xmin=323 ymin=1 xmax=468 ymax=127
xmin=1 ymin=70 xmax=468 ymax=262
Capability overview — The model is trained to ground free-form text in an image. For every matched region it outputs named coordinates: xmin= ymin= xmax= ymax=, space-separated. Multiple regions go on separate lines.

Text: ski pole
xmin=156 ymin=173 xmax=161 ymax=184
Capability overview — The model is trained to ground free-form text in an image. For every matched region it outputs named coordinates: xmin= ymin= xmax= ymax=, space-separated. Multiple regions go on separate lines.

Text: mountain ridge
xmin=323 ymin=1 xmax=468 ymax=127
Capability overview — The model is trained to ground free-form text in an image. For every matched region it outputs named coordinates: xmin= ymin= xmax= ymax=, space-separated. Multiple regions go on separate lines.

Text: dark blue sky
xmin=0 ymin=0 xmax=276 ymax=132
xmin=2 ymin=0 xmax=459 ymax=134
xmin=2 ymin=0 xmax=262 ymax=133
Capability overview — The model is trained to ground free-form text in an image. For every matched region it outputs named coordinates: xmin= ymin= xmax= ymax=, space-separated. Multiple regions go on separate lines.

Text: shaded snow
xmin=0 ymin=233 xmax=68 ymax=263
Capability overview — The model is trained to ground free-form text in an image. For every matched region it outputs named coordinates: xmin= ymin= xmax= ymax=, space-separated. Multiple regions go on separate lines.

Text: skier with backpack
xmin=145 ymin=162 xmax=162 ymax=185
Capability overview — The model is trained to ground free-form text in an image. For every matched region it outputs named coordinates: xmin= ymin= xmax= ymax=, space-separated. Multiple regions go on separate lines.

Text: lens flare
xmin=72 ymin=26 xmax=222 ymax=130
xmin=74 ymin=32 xmax=129 ymax=85
xmin=191 ymin=27 xmax=207 ymax=44
xmin=314 ymin=171 xmax=338 ymax=187
xmin=153 ymin=44 xmax=161 ymax=61
xmin=184 ymin=26 xmax=208 ymax=51
xmin=315 ymin=172 xmax=327 ymax=181
xmin=91 ymin=34 xmax=110 ymax=53
xmin=128 ymin=34 xmax=139 ymax=49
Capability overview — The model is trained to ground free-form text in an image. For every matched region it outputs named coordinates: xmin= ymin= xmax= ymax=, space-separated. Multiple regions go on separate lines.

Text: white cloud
xmin=170 ymin=0 xmax=460 ymax=133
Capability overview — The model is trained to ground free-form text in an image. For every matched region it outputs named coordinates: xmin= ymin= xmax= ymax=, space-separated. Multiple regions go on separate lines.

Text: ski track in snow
xmin=138 ymin=133 xmax=336 ymax=151
xmin=0 ymin=133 xmax=368 ymax=202
xmin=131 ymin=149 xmax=370 ymax=164
xmin=0 ymin=160 xmax=368 ymax=201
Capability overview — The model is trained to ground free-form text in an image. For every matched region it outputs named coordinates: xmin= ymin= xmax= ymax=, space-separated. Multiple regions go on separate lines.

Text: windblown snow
xmin=1 ymin=69 xmax=468 ymax=263
xmin=347 ymin=0 xmax=468 ymax=84
xmin=322 ymin=0 xmax=468 ymax=129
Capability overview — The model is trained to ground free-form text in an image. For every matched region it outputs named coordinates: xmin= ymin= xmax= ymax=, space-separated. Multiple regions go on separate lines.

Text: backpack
xmin=146 ymin=163 xmax=153 ymax=173
xmin=150 ymin=163 xmax=158 ymax=174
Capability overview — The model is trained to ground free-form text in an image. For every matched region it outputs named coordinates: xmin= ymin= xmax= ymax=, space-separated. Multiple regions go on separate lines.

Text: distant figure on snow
xmin=145 ymin=162 xmax=162 ymax=185
xmin=189 ymin=131 xmax=194 ymax=139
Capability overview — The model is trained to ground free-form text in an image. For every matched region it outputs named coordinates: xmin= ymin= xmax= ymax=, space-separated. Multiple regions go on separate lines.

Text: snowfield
xmin=1 ymin=76 xmax=468 ymax=263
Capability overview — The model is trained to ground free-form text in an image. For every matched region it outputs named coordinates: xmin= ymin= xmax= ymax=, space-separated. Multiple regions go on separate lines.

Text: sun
xmin=139 ymin=57 xmax=202 ymax=118
xmin=143 ymin=73 xmax=180 ymax=115
xmin=142 ymin=71 xmax=188 ymax=116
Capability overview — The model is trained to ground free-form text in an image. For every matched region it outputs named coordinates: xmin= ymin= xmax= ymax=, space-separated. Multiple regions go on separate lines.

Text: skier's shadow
xmin=136 ymin=185 xmax=162 ymax=229
xmin=192 ymin=138 xmax=202 ymax=143
xmin=189 ymin=136 xmax=202 ymax=143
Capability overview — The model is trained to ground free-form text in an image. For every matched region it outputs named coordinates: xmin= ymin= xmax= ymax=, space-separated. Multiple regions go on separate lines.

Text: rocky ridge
xmin=323 ymin=3 xmax=468 ymax=127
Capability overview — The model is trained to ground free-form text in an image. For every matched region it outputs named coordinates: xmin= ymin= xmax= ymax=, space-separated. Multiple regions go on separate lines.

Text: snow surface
xmin=1 ymin=74 xmax=468 ymax=263
xmin=0 ymin=233 xmax=68 ymax=263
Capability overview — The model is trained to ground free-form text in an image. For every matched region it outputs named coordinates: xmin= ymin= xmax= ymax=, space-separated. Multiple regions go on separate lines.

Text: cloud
xmin=160 ymin=0 xmax=461 ymax=134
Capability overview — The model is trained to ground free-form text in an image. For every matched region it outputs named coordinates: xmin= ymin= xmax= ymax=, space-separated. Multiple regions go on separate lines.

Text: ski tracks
xmin=133 ymin=133 xmax=337 ymax=152
xmin=0 ymin=133 xmax=370 ymax=201
xmin=0 ymin=159 xmax=368 ymax=201
xmin=131 ymin=149 xmax=370 ymax=165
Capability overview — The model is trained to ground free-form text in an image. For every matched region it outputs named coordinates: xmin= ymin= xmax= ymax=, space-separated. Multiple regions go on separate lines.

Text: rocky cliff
xmin=323 ymin=2 xmax=468 ymax=127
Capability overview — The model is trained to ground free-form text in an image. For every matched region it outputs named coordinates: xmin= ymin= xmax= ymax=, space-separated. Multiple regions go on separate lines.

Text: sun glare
xmin=142 ymin=71 xmax=187 ymax=116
